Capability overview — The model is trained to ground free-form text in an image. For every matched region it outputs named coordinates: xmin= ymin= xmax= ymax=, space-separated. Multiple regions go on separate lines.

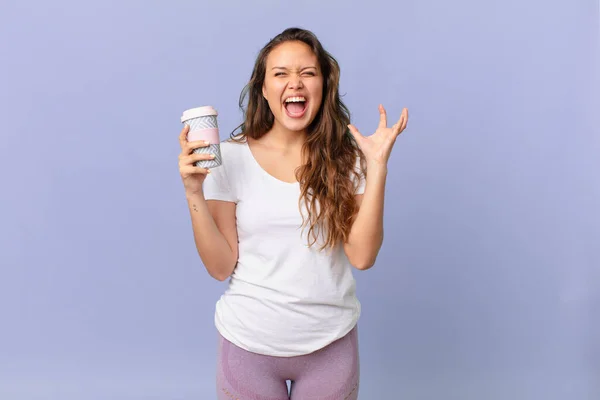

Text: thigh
xmin=289 ymin=326 xmax=360 ymax=400
xmin=216 ymin=333 xmax=289 ymax=400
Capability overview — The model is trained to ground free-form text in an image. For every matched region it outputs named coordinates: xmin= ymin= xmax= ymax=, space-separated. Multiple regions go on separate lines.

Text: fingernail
xmin=209 ymin=154 xmax=215 ymax=158
xmin=206 ymin=169 xmax=211 ymax=174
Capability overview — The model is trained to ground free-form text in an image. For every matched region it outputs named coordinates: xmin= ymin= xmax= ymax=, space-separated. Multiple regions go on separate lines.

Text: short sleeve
xmin=353 ymin=155 xmax=366 ymax=195
xmin=202 ymin=163 xmax=237 ymax=202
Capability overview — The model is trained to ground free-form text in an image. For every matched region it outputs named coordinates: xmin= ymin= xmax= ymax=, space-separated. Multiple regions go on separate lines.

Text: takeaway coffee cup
xmin=180 ymin=106 xmax=222 ymax=168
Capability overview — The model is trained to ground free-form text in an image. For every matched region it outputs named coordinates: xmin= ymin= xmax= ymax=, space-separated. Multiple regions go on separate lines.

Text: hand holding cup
xmin=178 ymin=124 xmax=214 ymax=194
xmin=178 ymin=105 xmax=222 ymax=195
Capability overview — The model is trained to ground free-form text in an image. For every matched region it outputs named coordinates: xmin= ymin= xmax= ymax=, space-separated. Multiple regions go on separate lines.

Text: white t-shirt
xmin=202 ymin=138 xmax=366 ymax=357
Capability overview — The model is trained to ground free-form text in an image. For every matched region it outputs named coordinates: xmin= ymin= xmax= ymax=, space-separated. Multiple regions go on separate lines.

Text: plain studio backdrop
xmin=1 ymin=1 xmax=598 ymax=399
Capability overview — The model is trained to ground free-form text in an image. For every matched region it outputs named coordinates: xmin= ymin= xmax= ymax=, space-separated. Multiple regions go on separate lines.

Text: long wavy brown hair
xmin=231 ymin=27 xmax=366 ymax=250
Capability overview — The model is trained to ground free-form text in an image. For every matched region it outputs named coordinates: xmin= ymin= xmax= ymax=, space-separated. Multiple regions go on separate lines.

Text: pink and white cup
xmin=181 ymin=106 xmax=222 ymax=168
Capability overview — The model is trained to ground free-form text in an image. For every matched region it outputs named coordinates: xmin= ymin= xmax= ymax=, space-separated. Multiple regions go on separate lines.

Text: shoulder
xmin=215 ymin=135 xmax=247 ymax=168
xmin=203 ymin=136 xmax=248 ymax=200
xmin=219 ymin=135 xmax=247 ymax=152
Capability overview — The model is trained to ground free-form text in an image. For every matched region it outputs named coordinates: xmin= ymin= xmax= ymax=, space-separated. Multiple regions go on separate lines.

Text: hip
xmin=214 ymin=293 xmax=361 ymax=357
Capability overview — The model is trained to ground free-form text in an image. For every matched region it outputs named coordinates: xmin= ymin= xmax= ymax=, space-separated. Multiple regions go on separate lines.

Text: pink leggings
xmin=216 ymin=326 xmax=360 ymax=400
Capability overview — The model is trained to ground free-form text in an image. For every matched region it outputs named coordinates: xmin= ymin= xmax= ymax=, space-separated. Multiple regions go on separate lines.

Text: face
xmin=262 ymin=40 xmax=324 ymax=134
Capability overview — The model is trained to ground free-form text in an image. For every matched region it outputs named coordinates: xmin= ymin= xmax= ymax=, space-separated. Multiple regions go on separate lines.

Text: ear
xmin=262 ymin=85 xmax=267 ymax=100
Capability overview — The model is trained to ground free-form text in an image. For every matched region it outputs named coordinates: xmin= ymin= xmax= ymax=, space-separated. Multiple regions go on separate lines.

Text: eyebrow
xmin=271 ymin=66 xmax=318 ymax=71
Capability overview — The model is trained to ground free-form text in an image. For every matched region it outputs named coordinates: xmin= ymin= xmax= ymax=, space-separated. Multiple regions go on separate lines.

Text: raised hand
xmin=348 ymin=104 xmax=409 ymax=166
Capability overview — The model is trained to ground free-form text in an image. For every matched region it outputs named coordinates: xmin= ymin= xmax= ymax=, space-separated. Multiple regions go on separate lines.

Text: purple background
xmin=1 ymin=0 xmax=598 ymax=398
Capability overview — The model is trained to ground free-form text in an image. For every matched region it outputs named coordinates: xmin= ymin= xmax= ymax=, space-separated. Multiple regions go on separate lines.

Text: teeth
xmin=285 ymin=96 xmax=306 ymax=103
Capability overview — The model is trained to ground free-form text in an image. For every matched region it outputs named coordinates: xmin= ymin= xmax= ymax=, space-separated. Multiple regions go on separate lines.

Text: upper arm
xmin=345 ymin=194 xmax=364 ymax=247
xmin=207 ymin=200 xmax=239 ymax=262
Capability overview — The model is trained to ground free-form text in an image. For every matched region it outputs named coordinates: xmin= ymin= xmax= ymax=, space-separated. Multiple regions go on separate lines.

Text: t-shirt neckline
xmin=243 ymin=139 xmax=301 ymax=187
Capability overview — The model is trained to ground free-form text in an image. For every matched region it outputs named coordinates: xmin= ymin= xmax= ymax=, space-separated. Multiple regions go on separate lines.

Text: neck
xmin=260 ymin=123 xmax=307 ymax=150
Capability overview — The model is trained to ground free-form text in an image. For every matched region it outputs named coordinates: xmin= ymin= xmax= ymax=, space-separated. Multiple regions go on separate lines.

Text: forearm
xmin=344 ymin=163 xmax=387 ymax=270
xmin=186 ymin=192 xmax=237 ymax=281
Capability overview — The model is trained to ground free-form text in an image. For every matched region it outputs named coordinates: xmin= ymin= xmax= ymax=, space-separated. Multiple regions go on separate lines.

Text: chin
xmin=283 ymin=120 xmax=311 ymax=133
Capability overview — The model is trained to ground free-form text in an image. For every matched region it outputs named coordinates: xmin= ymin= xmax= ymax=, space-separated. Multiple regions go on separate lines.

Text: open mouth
xmin=283 ymin=96 xmax=308 ymax=118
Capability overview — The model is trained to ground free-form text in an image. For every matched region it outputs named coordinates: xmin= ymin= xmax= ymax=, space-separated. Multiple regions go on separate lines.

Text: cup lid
xmin=181 ymin=106 xmax=218 ymax=122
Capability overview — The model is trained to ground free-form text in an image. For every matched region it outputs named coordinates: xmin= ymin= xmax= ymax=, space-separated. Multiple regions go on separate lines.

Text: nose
xmin=287 ymin=74 xmax=304 ymax=89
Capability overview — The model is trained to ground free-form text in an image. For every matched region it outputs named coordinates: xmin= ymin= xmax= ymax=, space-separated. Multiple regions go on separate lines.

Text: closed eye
xmin=274 ymin=71 xmax=316 ymax=77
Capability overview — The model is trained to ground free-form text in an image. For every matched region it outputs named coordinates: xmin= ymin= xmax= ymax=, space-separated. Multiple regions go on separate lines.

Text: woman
xmin=178 ymin=27 xmax=408 ymax=400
